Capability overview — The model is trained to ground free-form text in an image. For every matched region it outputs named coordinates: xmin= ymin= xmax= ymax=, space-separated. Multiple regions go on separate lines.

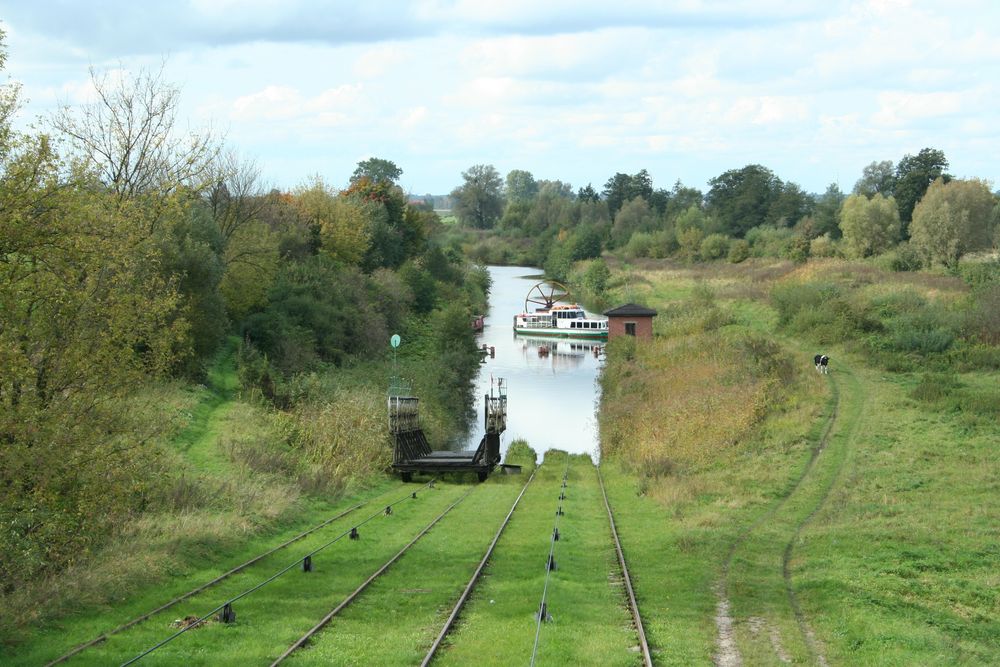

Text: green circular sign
xmin=390 ymin=334 xmax=401 ymax=348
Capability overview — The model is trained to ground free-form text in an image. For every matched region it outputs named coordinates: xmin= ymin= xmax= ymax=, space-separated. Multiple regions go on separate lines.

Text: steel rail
xmin=45 ymin=481 xmax=421 ymax=667
xmin=120 ymin=480 xmax=437 ymax=666
xmin=529 ymin=461 xmax=571 ymax=667
xmin=598 ymin=466 xmax=653 ymax=667
xmin=420 ymin=470 xmax=537 ymax=666
xmin=270 ymin=486 xmax=476 ymax=666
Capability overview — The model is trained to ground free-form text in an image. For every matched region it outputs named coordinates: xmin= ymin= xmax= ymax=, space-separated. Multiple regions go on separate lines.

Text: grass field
xmin=599 ymin=257 xmax=1000 ymax=666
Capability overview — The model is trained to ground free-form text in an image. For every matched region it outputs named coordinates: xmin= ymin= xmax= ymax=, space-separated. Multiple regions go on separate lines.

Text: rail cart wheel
xmin=524 ymin=281 xmax=571 ymax=313
xmin=401 ymin=471 xmax=413 ymax=483
xmin=477 ymin=471 xmax=488 ymax=482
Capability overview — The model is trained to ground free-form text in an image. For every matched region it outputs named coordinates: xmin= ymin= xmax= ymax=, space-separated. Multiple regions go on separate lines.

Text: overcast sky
xmin=2 ymin=0 xmax=998 ymax=196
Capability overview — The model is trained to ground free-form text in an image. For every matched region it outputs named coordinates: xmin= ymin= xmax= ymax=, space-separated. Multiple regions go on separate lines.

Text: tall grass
xmin=600 ymin=324 xmax=794 ymax=480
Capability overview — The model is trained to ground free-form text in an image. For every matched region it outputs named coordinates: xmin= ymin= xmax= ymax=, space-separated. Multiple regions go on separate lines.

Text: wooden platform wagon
xmin=390 ymin=379 xmax=507 ymax=482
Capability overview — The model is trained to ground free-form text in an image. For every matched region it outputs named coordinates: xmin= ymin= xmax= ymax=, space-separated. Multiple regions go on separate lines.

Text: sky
xmin=2 ymin=0 xmax=999 ymax=197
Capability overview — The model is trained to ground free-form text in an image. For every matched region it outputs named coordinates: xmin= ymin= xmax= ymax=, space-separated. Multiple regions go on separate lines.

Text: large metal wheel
xmin=524 ymin=281 xmax=571 ymax=313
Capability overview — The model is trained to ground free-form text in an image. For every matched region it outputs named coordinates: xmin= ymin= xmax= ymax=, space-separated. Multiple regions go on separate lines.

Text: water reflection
xmin=464 ymin=266 xmax=604 ymax=460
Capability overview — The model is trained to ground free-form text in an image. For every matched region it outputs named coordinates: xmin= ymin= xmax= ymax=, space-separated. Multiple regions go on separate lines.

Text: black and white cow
xmin=814 ymin=354 xmax=829 ymax=374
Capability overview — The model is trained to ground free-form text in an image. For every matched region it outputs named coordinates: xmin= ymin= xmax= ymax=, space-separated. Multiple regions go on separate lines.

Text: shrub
xmin=700 ymin=233 xmax=730 ymax=260
xmin=809 ymin=234 xmax=837 ymax=258
xmin=624 ymin=231 xmax=654 ymax=258
xmin=959 ymin=259 xmax=1000 ymax=290
xmin=910 ymin=372 xmax=961 ymax=402
xmin=781 ymin=235 xmax=810 ymax=263
xmin=725 ymin=240 xmax=749 ymax=265
xmin=770 ymin=282 xmax=840 ymax=326
xmin=878 ymin=241 xmax=923 ymax=272
xmin=963 ymin=284 xmax=1000 ymax=345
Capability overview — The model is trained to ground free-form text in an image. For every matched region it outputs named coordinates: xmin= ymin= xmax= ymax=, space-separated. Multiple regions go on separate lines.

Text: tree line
xmin=449 ymin=148 xmax=998 ymax=280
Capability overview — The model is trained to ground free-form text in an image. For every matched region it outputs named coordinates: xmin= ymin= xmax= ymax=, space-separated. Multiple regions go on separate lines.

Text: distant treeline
xmin=442 ymin=152 xmax=998 ymax=282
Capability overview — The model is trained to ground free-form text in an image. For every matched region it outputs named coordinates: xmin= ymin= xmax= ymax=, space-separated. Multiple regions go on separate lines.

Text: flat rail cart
xmin=390 ymin=379 xmax=507 ymax=482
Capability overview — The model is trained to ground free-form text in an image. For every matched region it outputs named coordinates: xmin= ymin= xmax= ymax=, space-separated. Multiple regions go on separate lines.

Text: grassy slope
xmin=602 ymin=259 xmax=999 ymax=665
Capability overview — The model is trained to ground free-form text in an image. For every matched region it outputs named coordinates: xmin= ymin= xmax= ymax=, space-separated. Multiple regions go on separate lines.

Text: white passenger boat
xmin=512 ymin=281 xmax=608 ymax=340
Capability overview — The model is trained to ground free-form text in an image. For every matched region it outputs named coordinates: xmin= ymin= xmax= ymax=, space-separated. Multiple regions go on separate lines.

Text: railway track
xmin=45 ymin=480 xmax=436 ymax=667
xmin=269 ymin=486 xmax=477 ymax=665
xmin=420 ymin=469 xmax=537 ymax=666
xmin=428 ymin=454 xmax=642 ymax=667
xmin=598 ymin=466 xmax=653 ymax=667
xmin=47 ymin=456 xmax=648 ymax=666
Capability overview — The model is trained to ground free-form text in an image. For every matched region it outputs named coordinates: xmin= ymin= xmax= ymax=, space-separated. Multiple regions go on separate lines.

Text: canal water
xmin=463 ymin=266 xmax=605 ymax=461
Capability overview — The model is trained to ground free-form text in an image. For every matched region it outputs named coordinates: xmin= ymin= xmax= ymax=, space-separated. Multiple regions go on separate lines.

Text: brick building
xmin=603 ymin=303 xmax=658 ymax=341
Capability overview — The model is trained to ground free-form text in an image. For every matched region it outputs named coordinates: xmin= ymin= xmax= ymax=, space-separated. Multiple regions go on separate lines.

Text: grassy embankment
xmin=598 ymin=258 xmax=999 ymax=665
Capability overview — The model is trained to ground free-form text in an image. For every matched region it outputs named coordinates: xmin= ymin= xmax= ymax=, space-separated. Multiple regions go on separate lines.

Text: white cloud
xmin=871 ymin=91 xmax=964 ymax=127
xmin=230 ymin=83 xmax=363 ymax=124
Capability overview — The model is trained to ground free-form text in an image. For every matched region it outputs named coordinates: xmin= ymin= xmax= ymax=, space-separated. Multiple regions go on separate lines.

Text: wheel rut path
xmin=715 ymin=362 xmax=866 ymax=666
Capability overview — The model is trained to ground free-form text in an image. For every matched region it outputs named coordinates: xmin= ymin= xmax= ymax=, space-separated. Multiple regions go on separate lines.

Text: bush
xmin=910 ymin=372 xmax=961 ymax=402
xmin=963 ymin=284 xmax=1000 ymax=345
xmin=959 ymin=259 xmax=1000 ymax=290
xmin=878 ymin=240 xmax=923 ymax=272
xmin=728 ymin=239 xmax=750 ymax=263
xmin=623 ymin=231 xmax=654 ymax=258
xmin=746 ymin=224 xmax=793 ymax=257
xmin=809 ymin=234 xmax=838 ymax=258
xmin=781 ymin=235 xmax=810 ymax=263
xmin=771 ymin=282 xmax=840 ymax=326
xmin=700 ymin=233 xmax=730 ymax=261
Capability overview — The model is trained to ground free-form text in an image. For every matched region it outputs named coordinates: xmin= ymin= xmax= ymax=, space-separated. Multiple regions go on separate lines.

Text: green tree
xmin=894 ymin=148 xmax=950 ymax=227
xmin=451 ymin=164 xmax=504 ymax=229
xmin=706 ymin=164 xmax=782 ymax=237
xmin=768 ymin=181 xmax=812 ymax=227
xmin=351 ymin=157 xmax=402 ymax=184
xmin=853 ymin=160 xmax=896 ymax=198
xmin=505 ymin=169 xmax=538 ymax=203
xmin=839 ymin=193 xmax=901 ymax=258
xmin=583 ymin=259 xmax=611 ymax=295
xmin=663 ymin=180 xmax=703 ymax=222
xmin=208 ymin=151 xmax=280 ymax=319
xmin=577 ymin=183 xmax=600 ymax=202
xmin=610 ymin=196 xmax=656 ymax=247
xmin=602 ymin=170 xmax=653 ymax=217
xmin=2 ymin=58 xmax=186 ymax=586
xmin=812 ymin=183 xmax=845 ymax=239
xmin=909 ymin=178 xmax=997 ymax=267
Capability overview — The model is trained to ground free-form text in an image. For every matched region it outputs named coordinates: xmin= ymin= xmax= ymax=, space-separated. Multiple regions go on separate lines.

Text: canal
xmin=463 ymin=266 xmax=605 ymax=460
